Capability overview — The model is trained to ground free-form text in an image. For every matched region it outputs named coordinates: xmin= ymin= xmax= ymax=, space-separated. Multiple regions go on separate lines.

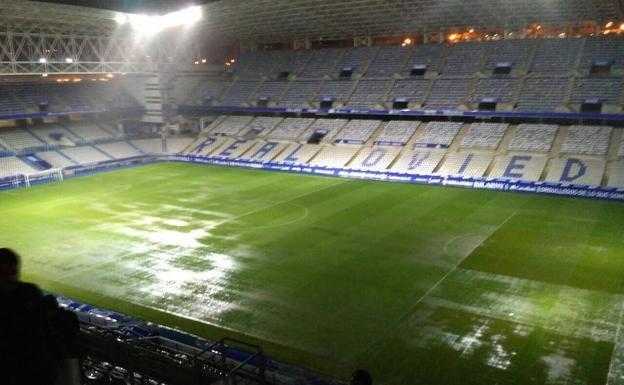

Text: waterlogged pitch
xmin=3 ymin=162 xmax=624 ymax=385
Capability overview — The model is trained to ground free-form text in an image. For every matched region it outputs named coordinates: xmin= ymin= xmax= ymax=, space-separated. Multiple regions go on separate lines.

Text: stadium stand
xmin=347 ymin=146 xmax=401 ymax=170
xmin=130 ymin=138 xmax=163 ymax=154
xmin=239 ymin=140 xmax=290 ymax=161
xmin=301 ymin=119 xmax=348 ymax=142
xmin=212 ymin=138 xmax=256 ymax=158
xmin=30 ymin=124 xmax=80 ymax=146
xmin=443 ymin=41 xmax=490 ymax=76
xmin=515 ymin=77 xmax=571 ymax=112
xmin=386 ymin=79 xmax=432 ymax=108
xmin=242 ymin=116 xmax=283 ymax=137
xmin=425 ymin=78 xmax=471 ymax=110
xmin=390 ymin=149 xmax=445 ymax=174
xmin=579 ymin=36 xmax=624 ymax=72
xmin=0 ymin=156 xmax=37 ymax=177
xmin=266 ymin=118 xmax=314 ymax=140
xmin=96 ymin=141 xmax=144 ymax=159
xmin=35 ymin=150 xmax=77 ymax=169
xmin=316 ymin=80 xmax=356 ymax=106
xmin=64 ymin=121 xmax=119 ymax=142
xmin=460 ymin=123 xmax=509 ymax=150
xmin=607 ymin=160 xmax=624 ymax=187
xmin=332 ymin=119 xmax=381 ymax=144
xmin=508 ymin=124 xmax=559 ymax=152
xmin=570 ymin=77 xmax=623 ymax=105
xmin=185 ymin=136 xmax=229 ymax=156
xmin=545 ymin=157 xmax=606 ymax=186
xmin=217 ymin=80 xmax=260 ymax=105
xmin=484 ymin=38 xmax=536 ymax=72
xmin=334 ymin=47 xmax=377 ymax=76
xmin=345 ymin=79 xmax=391 ymax=109
xmin=273 ymin=143 xmax=323 ymax=164
xmin=279 ymin=80 xmax=321 ymax=108
xmin=413 ymin=121 xmax=462 ymax=148
xmin=366 ymin=45 xmax=411 ymax=78
xmin=468 ymin=77 xmax=520 ymax=106
xmin=530 ymin=38 xmax=584 ymax=74
xmin=252 ymin=80 xmax=289 ymax=104
xmin=404 ymin=43 xmax=448 ymax=75
xmin=436 ymin=152 xmax=493 ymax=177
xmin=488 ymin=154 xmax=548 ymax=181
xmin=165 ymin=137 xmax=195 ymax=154
xmin=373 ymin=120 xmax=420 ymax=146
xmin=299 ymin=48 xmax=344 ymax=78
xmin=560 ymin=125 xmax=612 ymax=155
xmin=0 ymin=127 xmax=45 ymax=151
xmin=309 ymin=145 xmax=361 ymax=168
xmin=211 ymin=115 xmax=254 ymax=136
xmin=191 ymin=79 xmax=230 ymax=104
xmin=619 ymin=135 xmax=624 ymax=158
xmin=60 ymin=146 xmax=112 ymax=164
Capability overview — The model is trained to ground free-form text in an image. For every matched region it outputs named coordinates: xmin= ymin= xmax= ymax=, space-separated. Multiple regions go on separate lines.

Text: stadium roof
xmin=2 ymin=0 xmax=624 ymax=40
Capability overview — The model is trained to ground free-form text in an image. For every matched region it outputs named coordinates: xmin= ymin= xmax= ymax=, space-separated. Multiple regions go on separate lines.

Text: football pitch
xmin=3 ymin=161 xmax=624 ymax=385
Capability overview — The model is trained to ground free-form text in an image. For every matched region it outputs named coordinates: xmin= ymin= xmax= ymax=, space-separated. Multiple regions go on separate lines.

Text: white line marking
xmin=607 ymin=301 xmax=624 ymax=385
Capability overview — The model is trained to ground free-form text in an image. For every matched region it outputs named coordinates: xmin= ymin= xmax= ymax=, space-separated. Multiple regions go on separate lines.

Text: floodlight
xmin=124 ymin=6 xmax=202 ymax=36
xmin=39 ymin=58 xmax=47 ymax=63
xmin=41 ymin=73 xmax=48 ymax=77
xmin=66 ymin=58 xmax=73 ymax=63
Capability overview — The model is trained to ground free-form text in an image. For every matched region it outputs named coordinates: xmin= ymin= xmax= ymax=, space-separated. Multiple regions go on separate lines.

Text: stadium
xmin=1 ymin=0 xmax=624 ymax=384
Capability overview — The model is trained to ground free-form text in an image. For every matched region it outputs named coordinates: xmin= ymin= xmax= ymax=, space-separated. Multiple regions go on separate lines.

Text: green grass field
xmin=3 ymin=162 xmax=624 ymax=385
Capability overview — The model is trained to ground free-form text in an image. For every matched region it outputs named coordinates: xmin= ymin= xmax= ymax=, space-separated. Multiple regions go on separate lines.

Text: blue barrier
xmin=178 ymin=104 xmax=624 ymax=123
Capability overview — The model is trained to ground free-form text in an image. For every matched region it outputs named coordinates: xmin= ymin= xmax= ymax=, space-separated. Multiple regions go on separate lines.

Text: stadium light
xmin=620 ymin=23 xmax=624 ymax=30
xmin=41 ymin=73 xmax=48 ymax=77
xmin=39 ymin=58 xmax=47 ymax=63
xmin=606 ymin=21 xmax=614 ymax=28
xmin=117 ymin=6 xmax=202 ymax=36
xmin=65 ymin=58 xmax=73 ymax=63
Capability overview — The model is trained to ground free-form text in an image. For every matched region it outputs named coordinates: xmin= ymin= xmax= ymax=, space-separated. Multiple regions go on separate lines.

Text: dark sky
xmin=34 ymin=0 xmax=219 ymax=14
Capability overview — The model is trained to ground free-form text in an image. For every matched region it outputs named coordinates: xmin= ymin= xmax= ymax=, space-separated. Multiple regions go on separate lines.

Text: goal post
xmin=23 ymin=168 xmax=64 ymax=187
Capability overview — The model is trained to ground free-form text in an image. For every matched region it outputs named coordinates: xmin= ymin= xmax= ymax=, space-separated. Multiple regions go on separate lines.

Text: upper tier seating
xmin=192 ymin=80 xmax=230 ymax=102
xmin=488 ymin=154 xmax=547 ymax=181
xmin=252 ymin=81 xmax=289 ymax=102
xmin=267 ymin=118 xmax=314 ymax=140
xmin=460 ymin=123 xmax=509 ymax=149
xmin=386 ymin=79 xmax=431 ymax=106
xmin=366 ymin=46 xmax=410 ymax=78
xmin=31 ymin=125 xmax=80 ymax=146
xmin=279 ymin=81 xmax=321 ymax=108
xmin=485 ymin=39 xmax=536 ymax=71
xmin=0 ymin=128 xmax=45 ymax=151
xmin=347 ymin=146 xmax=401 ymax=170
xmin=317 ymin=80 xmax=356 ymax=105
xmin=443 ymin=41 xmax=490 ymax=76
xmin=469 ymin=77 xmax=520 ymax=105
xmin=545 ymin=158 xmax=605 ymax=186
xmin=96 ymin=142 xmax=143 ymax=159
xmin=560 ymin=125 xmax=612 ymax=155
xmin=333 ymin=119 xmax=381 ymax=144
xmin=436 ymin=152 xmax=493 ymax=177
xmin=300 ymin=49 xmax=344 ymax=78
xmin=390 ymin=149 xmax=445 ymax=174
xmin=218 ymin=81 xmax=260 ymax=105
xmin=508 ymin=124 xmax=559 ymax=152
xmin=211 ymin=116 xmax=254 ymax=136
xmin=301 ymin=119 xmax=348 ymax=142
xmin=35 ymin=150 xmax=77 ymax=168
xmin=309 ymin=145 xmax=361 ymax=168
xmin=374 ymin=121 xmax=420 ymax=145
xmin=0 ymin=87 xmax=22 ymax=115
xmin=531 ymin=38 xmax=583 ymax=74
xmin=238 ymin=50 xmax=310 ymax=78
xmin=413 ymin=121 xmax=462 ymax=148
xmin=425 ymin=78 xmax=471 ymax=110
xmin=345 ymin=80 xmax=390 ymax=109
xmin=60 ymin=146 xmax=112 ymax=164
xmin=0 ymin=156 xmax=37 ymax=178
xmin=579 ymin=37 xmax=624 ymax=72
xmin=515 ymin=77 xmax=570 ymax=112
xmin=334 ymin=47 xmax=376 ymax=76
xmin=570 ymin=77 xmax=623 ymax=105
xmin=404 ymin=43 xmax=448 ymax=74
